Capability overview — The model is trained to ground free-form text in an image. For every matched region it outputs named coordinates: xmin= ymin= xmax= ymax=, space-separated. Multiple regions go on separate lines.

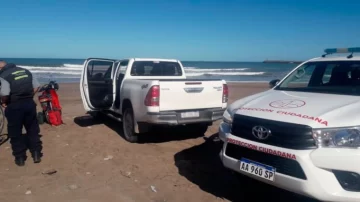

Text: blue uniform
xmin=0 ymin=71 xmax=40 ymax=96
xmin=0 ymin=63 xmax=43 ymax=165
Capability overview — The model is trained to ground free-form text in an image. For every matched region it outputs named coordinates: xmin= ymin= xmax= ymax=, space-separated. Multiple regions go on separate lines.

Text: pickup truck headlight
xmin=313 ymin=127 xmax=360 ymax=148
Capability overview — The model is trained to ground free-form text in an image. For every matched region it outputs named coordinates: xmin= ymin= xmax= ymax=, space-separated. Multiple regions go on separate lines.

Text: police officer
xmin=0 ymin=60 xmax=43 ymax=166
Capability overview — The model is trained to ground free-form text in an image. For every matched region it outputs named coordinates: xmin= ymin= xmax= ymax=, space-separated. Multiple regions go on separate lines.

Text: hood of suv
xmin=229 ymin=89 xmax=360 ymax=128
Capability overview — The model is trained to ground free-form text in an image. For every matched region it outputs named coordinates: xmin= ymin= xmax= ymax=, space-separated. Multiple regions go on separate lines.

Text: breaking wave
xmin=17 ymin=64 xmax=265 ymax=77
xmin=183 ymin=67 xmax=265 ymax=76
xmin=18 ymin=64 xmax=83 ymax=75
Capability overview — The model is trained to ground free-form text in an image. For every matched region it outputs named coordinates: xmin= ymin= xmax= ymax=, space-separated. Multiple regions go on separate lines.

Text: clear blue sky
xmin=1 ymin=0 xmax=360 ymax=61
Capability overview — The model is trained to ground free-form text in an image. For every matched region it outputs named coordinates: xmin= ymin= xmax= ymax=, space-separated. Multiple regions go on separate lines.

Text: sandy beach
xmin=0 ymin=82 xmax=318 ymax=202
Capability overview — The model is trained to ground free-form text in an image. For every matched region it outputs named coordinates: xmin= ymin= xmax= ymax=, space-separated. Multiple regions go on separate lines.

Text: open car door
xmin=80 ymin=58 xmax=117 ymax=112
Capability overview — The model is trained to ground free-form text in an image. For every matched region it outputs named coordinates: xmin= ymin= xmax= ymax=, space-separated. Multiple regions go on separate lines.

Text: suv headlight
xmin=223 ymin=109 xmax=235 ymax=124
xmin=313 ymin=127 xmax=360 ymax=148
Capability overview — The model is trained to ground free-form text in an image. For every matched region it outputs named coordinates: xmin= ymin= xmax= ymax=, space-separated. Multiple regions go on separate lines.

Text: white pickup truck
xmin=80 ymin=58 xmax=228 ymax=142
xmin=219 ymin=47 xmax=360 ymax=202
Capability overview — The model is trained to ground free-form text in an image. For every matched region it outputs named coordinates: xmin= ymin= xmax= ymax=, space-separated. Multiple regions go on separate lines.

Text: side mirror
xmin=269 ymin=79 xmax=280 ymax=88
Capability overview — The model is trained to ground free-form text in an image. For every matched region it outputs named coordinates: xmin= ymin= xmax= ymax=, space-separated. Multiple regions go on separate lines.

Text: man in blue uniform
xmin=0 ymin=60 xmax=43 ymax=166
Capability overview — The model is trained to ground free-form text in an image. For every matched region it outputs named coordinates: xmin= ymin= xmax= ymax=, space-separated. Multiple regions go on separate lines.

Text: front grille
xmin=231 ymin=114 xmax=316 ymax=150
xmin=225 ymin=143 xmax=307 ymax=180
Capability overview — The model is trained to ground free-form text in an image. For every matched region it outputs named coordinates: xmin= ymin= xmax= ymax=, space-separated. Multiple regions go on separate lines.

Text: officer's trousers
xmin=5 ymin=99 xmax=43 ymax=159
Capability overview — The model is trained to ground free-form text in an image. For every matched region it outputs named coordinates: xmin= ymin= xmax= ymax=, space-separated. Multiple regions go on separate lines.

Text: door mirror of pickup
xmin=269 ymin=79 xmax=280 ymax=88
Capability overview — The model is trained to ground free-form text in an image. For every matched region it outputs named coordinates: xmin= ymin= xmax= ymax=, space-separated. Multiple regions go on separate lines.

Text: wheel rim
xmin=0 ymin=107 xmax=4 ymax=135
xmin=124 ymin=110 xmax=134 ymax=138
xmin=45 ymin=111 xmax=50 ymax=123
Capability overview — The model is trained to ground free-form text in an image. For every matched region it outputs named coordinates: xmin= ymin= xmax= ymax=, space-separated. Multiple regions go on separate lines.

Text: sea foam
xmin=18 ymin=64 xmax=265 ymax=77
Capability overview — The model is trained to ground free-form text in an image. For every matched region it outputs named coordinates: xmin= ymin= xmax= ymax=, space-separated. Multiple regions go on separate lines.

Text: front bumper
xmin=219 ymin=122 xmax=360 ymax=202
xmin=144 ymin=108 xmax=225 ymax=125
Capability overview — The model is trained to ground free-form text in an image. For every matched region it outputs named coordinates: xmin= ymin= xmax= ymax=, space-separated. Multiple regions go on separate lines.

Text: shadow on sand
xmin=73 ymin=114 xmax=205 ymax=144
xmin=174 ymin=133 xmax=320 ymax=202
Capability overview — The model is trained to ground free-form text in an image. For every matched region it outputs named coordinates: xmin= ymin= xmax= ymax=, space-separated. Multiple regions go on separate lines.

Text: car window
xmin=282 ymin=64 xmax=316 ymax=88
xmin=322 ymin=64 xmax=336 ymax=84
xmin=275 ymin=61 xmax=360 ymax=95
xmin=130 ymin=61 xmax=182 ymax=76
xmin=87 ymin=60 xmax=114 ymax=81
xmin=118 ymin=60 xmax=129 ymax=75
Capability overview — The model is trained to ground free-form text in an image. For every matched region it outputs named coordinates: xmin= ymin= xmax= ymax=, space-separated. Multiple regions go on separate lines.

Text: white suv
xmin=219 ymin=48 xmax=360 ymax=202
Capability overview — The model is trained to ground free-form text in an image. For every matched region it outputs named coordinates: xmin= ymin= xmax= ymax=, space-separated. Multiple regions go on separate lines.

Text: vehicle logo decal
xmin=213 ymin=86 xmax=222 ymax=91
xmin=141 ymin=84 xmax=148 ymax=89
xmin=226 ymin=137 xmax=296 ymax=160
xmin=252 ymin=126 xmax=271 ymax=140
xmin=236 ymin=107 xmax=329 ymax=126
xmin=183 ymin=87 xmax=204 ymax=93
xmin=269 ymin=99 xmax=306 ymax=109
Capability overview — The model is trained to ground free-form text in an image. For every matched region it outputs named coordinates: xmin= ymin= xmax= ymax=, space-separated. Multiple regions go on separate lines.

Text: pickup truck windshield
xmin=275 ymin=60 xmax=360 ymax=96
xmin=130 ymin=61 xmax=183 ymax=76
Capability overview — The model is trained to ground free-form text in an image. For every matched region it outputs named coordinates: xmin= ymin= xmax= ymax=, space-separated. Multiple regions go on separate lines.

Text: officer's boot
xmin=15 ymin=157 xmax=25 ymax=166
xmin=32 ymin=151 xmax=42 ymax=163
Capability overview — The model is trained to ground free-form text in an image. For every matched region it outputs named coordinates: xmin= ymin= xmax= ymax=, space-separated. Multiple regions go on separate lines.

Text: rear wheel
xmin=122 ymin=107 xmax=139 ymax=143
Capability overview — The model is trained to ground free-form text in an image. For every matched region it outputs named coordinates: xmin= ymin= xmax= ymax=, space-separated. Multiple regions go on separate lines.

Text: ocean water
xmin=0 ymin=58 xmax=299 ymax=84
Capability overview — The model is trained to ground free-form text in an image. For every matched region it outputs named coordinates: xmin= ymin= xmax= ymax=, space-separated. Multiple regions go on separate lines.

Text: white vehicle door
xmin=80 ymin=58 xmax=117 ymax=112
xmin=112 ymin=60 xmax=129 ymax=110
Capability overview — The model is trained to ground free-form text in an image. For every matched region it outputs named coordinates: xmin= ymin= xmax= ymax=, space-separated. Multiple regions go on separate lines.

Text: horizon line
xmin=0 ymin=57 xmax=301 ymax=63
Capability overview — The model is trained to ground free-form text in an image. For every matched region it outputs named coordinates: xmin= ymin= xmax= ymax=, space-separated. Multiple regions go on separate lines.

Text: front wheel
xmin=122 ymin=107 xmax=139 ymax=143
xmin=44 ymin=111 xmax=50 ymax=123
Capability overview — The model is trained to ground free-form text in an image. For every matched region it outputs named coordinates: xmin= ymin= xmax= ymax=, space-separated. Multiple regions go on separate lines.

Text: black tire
xmin=122 ymin=107 xmax=139 ymax=143
xmin=37 ymin=112 xmax=45 ymax=124
xmin=44 ymin=111 xmax=50 ymax=123
xmin=0 ymin=107 xmax=5 ymax=135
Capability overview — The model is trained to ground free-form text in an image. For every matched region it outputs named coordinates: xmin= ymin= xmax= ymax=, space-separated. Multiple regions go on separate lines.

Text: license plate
xmin=180 ymin=111 xmax=199 ymax=118
xmin=239 ymin=158 xmax=275 ymax=181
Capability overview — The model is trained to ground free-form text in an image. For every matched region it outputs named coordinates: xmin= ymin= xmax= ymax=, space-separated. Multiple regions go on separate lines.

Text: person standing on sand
xmin=0 ymin=60 xmax=43 ymax=166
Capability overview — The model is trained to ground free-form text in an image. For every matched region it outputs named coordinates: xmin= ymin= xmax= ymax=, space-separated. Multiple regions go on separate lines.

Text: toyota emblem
xmin=252 ymin=126 xmax=271 ymax=140
xmin=269 ymin=99 xmax=306 ymax=109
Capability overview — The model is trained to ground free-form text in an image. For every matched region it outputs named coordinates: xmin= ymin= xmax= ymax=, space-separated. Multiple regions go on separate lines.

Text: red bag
xmin=45 ymin=89 xmax=63 ymax=126
xmin=46 ymin=110 xmax=63 ymax=126
xmin=49 ymin=89 xmax=61 ymax=110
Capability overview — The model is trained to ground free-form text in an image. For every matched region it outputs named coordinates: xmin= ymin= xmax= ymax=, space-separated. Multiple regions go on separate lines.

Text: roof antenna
xmin=347 ymin=52 xmax=354 ymax=59
xmin=322 ymin=53 xmax=332 ymax=58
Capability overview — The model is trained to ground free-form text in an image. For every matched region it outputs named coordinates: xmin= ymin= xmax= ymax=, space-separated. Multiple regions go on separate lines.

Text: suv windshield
xmin=130 ymin=61 xmax=183 ymax=76
xmin=275 ymin=60 xmax=360 ymax=95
